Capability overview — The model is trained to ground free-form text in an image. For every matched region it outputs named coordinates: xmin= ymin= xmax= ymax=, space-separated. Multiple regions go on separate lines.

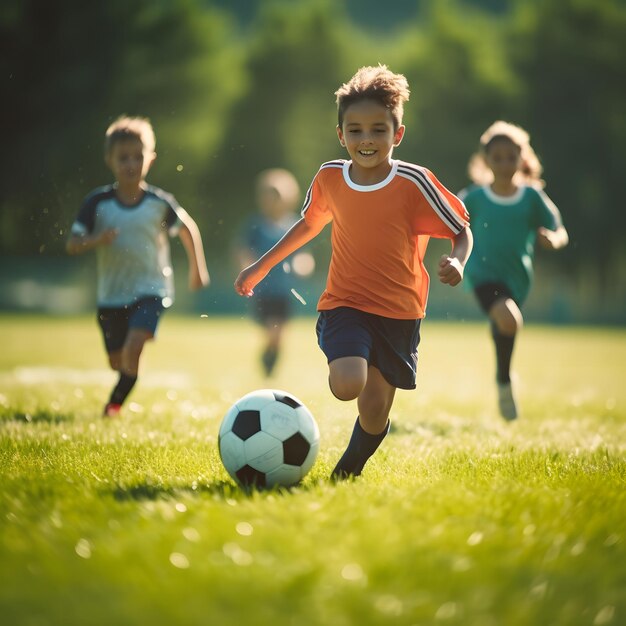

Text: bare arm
xmin=537 ymin=191 xmax=569 ymax=250
xmin=438 ymin=225 xmax=473 ymax=286
xmin=177 ymin=213 xmax=210 ymax=290
xmin=66 ymin=228 xmax=119 ymax=255
xmin=235 ymin=217 xmax=326 ymax=296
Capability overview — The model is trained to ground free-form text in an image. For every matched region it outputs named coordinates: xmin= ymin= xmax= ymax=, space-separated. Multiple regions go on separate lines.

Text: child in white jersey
xmin=462 ymin=121 xmax=568 ymax=420
xmin=67 ymin=116 xmax=209 ymax=418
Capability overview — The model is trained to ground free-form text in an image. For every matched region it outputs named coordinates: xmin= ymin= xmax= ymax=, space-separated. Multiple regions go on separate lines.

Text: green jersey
xmin=463 ymin=185 xmax=558 ymax=304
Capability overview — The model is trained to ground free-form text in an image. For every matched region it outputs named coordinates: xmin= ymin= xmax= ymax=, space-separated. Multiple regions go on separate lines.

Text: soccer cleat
xmin=497 ymin=382 xmax=518 ymax=421
xmin=330 ymin=458 xmax=365 ymax=482
xmin=103 ymin=403 xmax=122 ymax=418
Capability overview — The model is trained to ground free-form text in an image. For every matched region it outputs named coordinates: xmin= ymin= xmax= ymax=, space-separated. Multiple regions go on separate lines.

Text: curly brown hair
xmin=335 ymin=65 xmax=410 ymax=131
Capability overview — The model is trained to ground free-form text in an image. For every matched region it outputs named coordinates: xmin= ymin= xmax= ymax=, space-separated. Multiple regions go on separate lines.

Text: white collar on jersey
xmin=482 ymin=184 xmax=526 ymax=205
xmin=342 ymin=159 xmax=399 ymax=192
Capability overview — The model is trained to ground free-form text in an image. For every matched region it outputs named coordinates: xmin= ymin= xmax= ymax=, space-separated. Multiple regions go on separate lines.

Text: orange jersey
xmin=302 ymin=159 xmax=469 ymax=319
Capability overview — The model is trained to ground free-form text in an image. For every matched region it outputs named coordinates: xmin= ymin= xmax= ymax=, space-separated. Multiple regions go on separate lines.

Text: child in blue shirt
xmin=236 ymin=169 xmax=314 ymax=376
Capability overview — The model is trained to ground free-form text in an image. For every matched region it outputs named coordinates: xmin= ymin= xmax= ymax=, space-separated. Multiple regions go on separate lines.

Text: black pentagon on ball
xmin=283 ymin=432 xmax=311 ymax=466
xmin=273 ymin=392 xmax=301 ymax=409
xmin=232 ymin=410 xmax=261 ymax=440
xmin=235 ymin=465 xmax=266 ymax=487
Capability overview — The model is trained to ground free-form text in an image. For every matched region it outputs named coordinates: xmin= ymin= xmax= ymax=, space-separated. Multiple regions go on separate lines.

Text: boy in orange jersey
xmin=235 ymin=65 xmax=472 ymax=479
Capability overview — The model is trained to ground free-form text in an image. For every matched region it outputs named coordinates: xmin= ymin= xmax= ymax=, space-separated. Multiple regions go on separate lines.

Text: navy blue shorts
xmin=315 ymin=307 xmax=421 ymax=390
xmin=97 ymin=296 xmax=165 ymax=354
xmin=474 ymin=282 xmax=516 ymax=314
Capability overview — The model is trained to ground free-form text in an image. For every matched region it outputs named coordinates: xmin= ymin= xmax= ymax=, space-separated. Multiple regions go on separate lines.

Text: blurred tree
xmin=509 ymin=0 xmax=626 ymax=286
xmin=1 ymin=0 xmax=624 ymax=319
xmin=0 ymin=0 xmax=241 ymax=255
xmin=199 ymin=0 xmax=356 ymax=254
xmin=395 ymin=1 xmax=520 ymax=192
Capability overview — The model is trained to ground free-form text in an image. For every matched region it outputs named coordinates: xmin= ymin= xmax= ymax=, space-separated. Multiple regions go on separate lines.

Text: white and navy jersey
xmin=70 ymin=184 xmax=184 ymax=307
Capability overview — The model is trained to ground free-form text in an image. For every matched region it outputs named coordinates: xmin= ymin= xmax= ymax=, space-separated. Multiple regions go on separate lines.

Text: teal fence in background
xmin=1 ymin=253 xmax=624 ymax=325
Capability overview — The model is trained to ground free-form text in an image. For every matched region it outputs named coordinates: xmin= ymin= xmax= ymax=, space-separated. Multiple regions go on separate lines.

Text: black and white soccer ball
xmin=218 ymin=389 xmax=320 ymax=488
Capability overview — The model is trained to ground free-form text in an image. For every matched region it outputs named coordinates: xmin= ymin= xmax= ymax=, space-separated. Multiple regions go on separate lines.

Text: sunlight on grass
xmin=0 ymin=315 xmax=624 ymax=625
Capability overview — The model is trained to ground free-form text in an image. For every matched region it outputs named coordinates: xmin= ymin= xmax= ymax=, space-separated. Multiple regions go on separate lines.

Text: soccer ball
xmin=218 ymin=389 xmax=320 ymax=488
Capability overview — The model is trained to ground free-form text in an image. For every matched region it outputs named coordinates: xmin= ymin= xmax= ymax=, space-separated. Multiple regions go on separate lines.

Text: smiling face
xmin=336 ymin=99 xmax=405 ymax=184
xmin=105 ymin=138 xmax=155 ymax=189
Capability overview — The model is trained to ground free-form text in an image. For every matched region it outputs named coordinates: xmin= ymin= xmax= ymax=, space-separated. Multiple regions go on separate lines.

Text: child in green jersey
xmin=462 ymin=121 xmax=568 ymax=420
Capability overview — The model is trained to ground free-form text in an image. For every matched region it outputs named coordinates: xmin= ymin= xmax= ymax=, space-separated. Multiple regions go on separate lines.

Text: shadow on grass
xmin=111 ymin=481 xmax=240 ymax=501
xmin=389 ymin=420 xmax=451 ymax=436
xmin=389 ymin=417 xmax=494 ymax=437
xmin=0 ymin=409 xmax=73 ymax=424
xmin=110 ymin=477 xmax=322 ymax=502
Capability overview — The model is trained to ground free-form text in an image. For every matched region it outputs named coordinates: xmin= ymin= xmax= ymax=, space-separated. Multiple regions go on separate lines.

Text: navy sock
xmin=108 ymin=373 xmax=137 ymax=406
xmin=491 ymin=322 xmax=515 ymax=384
xmin=331 ymin=417 xmax=390 ymax=480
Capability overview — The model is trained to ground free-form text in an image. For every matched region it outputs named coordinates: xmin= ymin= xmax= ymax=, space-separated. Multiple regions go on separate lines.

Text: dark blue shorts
xmin=97 ymin=296 xmax=165 ymax=354
xmin=315 ymin=307 xmax=421 ymax=390
xmin=474 ymin=282 xmax=516 ymax=314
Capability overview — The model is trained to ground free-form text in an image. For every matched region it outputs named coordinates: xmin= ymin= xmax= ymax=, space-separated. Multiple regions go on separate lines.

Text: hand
xmin=438 ymin=255 xmax=463 ymax=286
xmin=98 ymin=228 xmax=119 ymax=246
xmin=537 ymin=227 xmax=558 ymax=250
xmin=234 ymin=263 xmax=267 ymax=297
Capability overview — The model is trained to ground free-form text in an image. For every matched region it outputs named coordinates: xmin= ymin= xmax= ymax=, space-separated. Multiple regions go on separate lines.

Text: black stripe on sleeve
xmin=74 ymin=185 xmax=116 ymax=234
xmin=397 ymin=165 xmax=465 ymax=233
xmin=146 ymin=185 xmax=181 ymax=229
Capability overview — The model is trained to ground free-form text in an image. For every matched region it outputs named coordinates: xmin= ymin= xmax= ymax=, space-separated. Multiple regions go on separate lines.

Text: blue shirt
xmin=241 ymin=214 xmax=298 ymax=298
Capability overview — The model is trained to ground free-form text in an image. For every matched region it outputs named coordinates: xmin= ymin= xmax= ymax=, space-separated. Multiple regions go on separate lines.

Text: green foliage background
xmin=1 ymin=0 xmax=625 ymax=317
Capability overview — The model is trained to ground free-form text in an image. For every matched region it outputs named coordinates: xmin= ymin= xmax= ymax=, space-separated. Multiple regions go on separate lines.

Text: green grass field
xmin=1 ymin=314 xmax=624 ymax=626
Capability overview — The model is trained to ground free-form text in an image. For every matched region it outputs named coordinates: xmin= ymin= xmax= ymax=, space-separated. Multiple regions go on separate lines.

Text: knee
xmin=108 ymin=353 xmax=122 ymax=371
xmin=496 ymin=315 xmax=519 ymax=336
xmin=328 ymin=357 xmax=367 ymax=401
xmin=329 ymin=375 xmax=365 ymax=402
xmin=493 ymin=300 xmax=523 ymax=336
xmin=121 ymin=337 xmax=146 ymax=368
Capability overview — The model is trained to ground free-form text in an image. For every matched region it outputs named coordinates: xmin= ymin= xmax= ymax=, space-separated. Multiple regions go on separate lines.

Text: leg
xmin=357 ymin=366 xmax=396 ymax=434
xmin=98 ymin=307 xmax=127 ymax=417
xmin=488 ymin=297 xmax=522 ymax=384
xmin=261 ymin=318 xmax=284 ymax=377
xmin=104 ymin=328 xmax=151 ymax=416
xmin=331 ymin=365 xmax=395 ymax=480
xmin=107 ymin=350 xmax=122 ymax=372
xmin=489 ymin=298 xmax=523 ymax=420
xmin=256 ymin=296 xmax=290 ymax=377
xmin=328 ymin=356 xmax=368 ymax=401
xmin=120 ymin=327 xmax=152 ymax=377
